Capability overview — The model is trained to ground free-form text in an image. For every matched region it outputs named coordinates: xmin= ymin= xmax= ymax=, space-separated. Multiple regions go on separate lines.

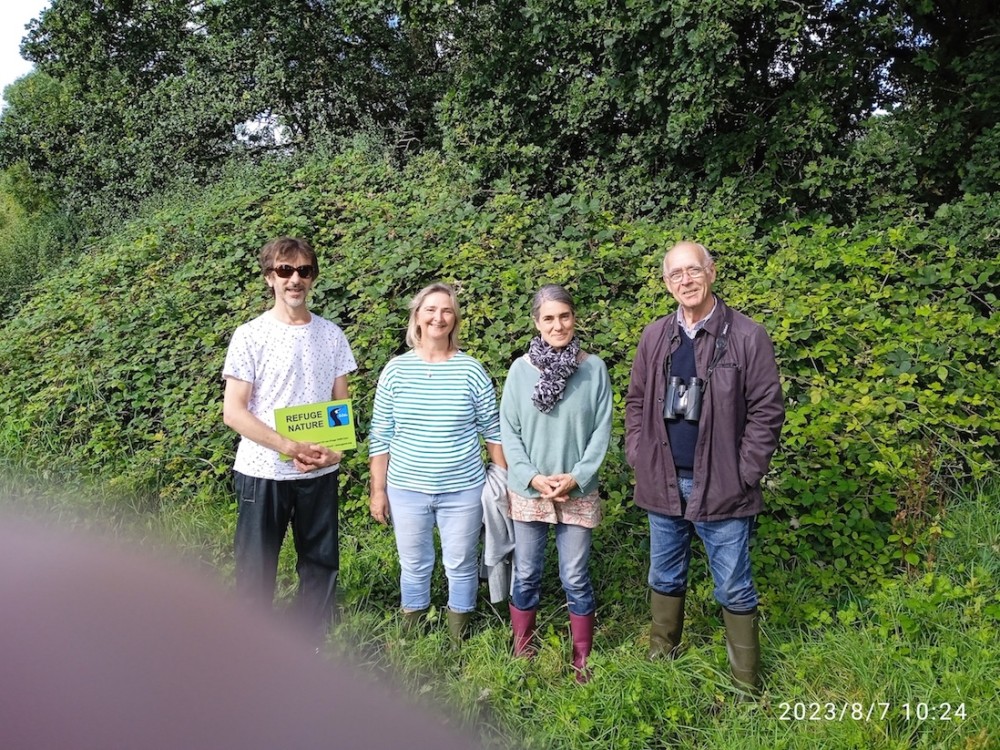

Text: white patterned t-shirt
xmin=223 ymin=311 xmax=357 ymax=480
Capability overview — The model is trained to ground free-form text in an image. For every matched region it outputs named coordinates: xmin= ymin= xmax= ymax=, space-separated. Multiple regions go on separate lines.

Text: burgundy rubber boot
xmin=569 ymin=611 xmax=595 ymax=683
xmin=509 ymin=604 xmax=537 ymax=658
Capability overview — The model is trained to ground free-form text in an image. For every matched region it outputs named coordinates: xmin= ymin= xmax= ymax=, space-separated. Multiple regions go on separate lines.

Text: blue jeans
xmin=387 ymin=485 xmax=484 ymax=613
xmin=647 ymin=478 xmax=758 ymax=613
xmin=512 ymin=520 xmax=595 ymax=616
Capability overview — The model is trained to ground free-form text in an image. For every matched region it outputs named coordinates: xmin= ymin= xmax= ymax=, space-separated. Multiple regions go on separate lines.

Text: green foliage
xmin=5 ymin=0 xmax=223 ymax=223
xmin=4 ymin=0 xmax=997 ymax=231
xmin=744 ymin=218 xmax=1000 ymax=594
xmin=0 ymin=145 xmax=996 ymax=604
xmin=0 ymin=165 xmax=79 ymax=317
xmin=2 ymin=0 xmax=442 ymax=228
xmin=331 ymin=485 xmax=1000 ymax=749
xmin=0 ymin=73 xmax=79 ymax=205
xmin=886 ymin=1 xmax=1000 ymax=199
xmin=423 ymin=0 xmax=962 ymax=215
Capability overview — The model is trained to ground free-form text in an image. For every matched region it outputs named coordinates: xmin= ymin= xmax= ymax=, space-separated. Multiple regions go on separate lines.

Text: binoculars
xmin=664 ymin=376 xmax=703 ymax=422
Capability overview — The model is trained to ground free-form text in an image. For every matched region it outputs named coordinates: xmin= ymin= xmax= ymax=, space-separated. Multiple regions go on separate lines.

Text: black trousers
xmin=233 ymin=470 xmax=340 ymax=640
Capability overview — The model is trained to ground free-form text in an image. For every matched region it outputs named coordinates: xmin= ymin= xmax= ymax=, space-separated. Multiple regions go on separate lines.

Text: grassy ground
xmin=335 ymin=482 xmax=1000 ymax=750
xmin=3 ymin=472 xmax=997 ymax=749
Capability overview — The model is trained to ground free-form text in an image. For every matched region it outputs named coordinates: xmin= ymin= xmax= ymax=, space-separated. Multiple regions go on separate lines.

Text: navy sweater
xmin=665 ymin=332 xmax=699 ymax=475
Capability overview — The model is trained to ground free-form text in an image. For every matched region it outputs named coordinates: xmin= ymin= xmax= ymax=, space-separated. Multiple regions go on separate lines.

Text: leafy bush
xmin=0 ymin=166 xmax=79 ymax=317
xmin=0 ymin=145 xmax=996 ymax=605
xmin=743 ymin=218 xmax=1000 ymax=594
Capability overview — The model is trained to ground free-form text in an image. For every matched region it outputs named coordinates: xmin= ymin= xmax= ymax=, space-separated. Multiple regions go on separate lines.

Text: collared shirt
xmin=679 ymin=296 xmax=718 ymax=339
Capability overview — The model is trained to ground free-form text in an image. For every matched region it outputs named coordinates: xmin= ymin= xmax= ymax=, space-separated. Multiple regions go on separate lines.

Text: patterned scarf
xmin=528 ymin=335 xmax=581 ymax=413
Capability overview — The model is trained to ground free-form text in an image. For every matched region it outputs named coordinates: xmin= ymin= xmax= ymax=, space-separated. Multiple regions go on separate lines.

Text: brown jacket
xmin=625 ymin=298 xmax=784 ymax=521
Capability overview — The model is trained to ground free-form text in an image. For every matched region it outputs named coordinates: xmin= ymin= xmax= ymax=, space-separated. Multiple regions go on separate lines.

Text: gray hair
xmin=531 ymin=284 xmax=576 ymax=320
xmin=662 ymin=241 xmax=714 ymax=277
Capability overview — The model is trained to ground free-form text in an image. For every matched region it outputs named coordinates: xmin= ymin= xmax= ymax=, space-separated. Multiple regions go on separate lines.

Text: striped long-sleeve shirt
xmin=369 ymin=351 xmax=501 ymax=493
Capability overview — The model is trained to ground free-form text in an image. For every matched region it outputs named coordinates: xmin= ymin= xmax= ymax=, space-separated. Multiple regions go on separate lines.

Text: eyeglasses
xmin=269 ymin=264 xmax=315 ymax=279
xmin=665 ymin=265 xmax=707 ymax=284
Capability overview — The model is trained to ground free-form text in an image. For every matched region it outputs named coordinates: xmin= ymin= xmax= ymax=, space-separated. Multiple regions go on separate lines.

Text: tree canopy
xmin=0 ymin=0 xmax=996 ymax=225
xmin=2 ymin=0 xmax=441 ymax=224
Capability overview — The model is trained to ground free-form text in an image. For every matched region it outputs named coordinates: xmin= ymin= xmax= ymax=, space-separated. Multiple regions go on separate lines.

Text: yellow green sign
xmin=274 ymin=399 xmax=356 ymax=459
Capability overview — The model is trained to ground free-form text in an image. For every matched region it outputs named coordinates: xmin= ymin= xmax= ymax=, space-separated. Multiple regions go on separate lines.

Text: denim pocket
xmin=234 ymin=472 xmax=257 ymax=503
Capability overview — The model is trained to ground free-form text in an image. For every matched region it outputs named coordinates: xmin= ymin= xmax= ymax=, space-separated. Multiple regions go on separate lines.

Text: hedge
xmin=1 ymin=144 xmax=996 ymax=605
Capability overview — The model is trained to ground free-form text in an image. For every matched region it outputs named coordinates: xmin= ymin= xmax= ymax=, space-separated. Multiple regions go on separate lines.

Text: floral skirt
xmin=507 ymin=488 xmax=601 ymax=528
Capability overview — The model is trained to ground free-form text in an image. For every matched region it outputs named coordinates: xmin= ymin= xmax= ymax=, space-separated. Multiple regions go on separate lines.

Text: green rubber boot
xmin=722 ymin=608 xmax=761 ymax=696
xmin=447 ymin=609 xmax=473 ymax=646
xmin=401 ymin=607 xmax=429 ymax=635
xmin=649 ymin=591 xmax=685 ymax=660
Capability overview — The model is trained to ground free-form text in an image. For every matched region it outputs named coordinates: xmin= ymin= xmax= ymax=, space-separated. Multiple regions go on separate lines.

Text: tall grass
xmin=3 ymin=471 xmax=997 ymax=749
xmin=331 ymin=483 xmax=1000 ymax=749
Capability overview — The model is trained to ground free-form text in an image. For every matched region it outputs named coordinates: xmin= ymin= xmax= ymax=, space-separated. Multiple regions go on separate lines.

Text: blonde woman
xmin=369 ymin=283 xmax=505 ymax=641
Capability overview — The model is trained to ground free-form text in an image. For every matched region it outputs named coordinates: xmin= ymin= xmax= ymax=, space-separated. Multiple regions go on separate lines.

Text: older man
xmin=223 ymin=237 xmax=357 ymax=644
xmin=625 ymin=241 xmax=783 ymax=692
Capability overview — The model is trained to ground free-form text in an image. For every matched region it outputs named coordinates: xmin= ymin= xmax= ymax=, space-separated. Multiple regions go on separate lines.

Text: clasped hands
xmin=287 ymin=442 xmax=342 ymax=473
xmin=530 ymin=473 xmax=577 ymax=502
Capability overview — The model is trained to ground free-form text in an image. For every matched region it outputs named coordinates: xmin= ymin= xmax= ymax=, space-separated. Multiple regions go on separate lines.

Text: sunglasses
xmin=270 ymin=264 xmax=316 ymax=279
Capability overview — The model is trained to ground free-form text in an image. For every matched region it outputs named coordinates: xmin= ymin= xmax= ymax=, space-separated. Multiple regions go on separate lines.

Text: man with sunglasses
xmin=223 ymin=237 xmax=357 ymax=644
xmin=625 ymin=241 xmax=784 ymax=695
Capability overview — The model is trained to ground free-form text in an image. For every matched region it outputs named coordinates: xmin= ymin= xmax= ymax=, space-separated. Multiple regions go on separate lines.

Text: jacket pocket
xmin=707 ymin=363 xmax=743 ymax=414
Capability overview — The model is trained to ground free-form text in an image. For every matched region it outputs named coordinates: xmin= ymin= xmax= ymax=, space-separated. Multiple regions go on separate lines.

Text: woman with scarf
xmin=499 ymin=285 xmax=612 ymax=681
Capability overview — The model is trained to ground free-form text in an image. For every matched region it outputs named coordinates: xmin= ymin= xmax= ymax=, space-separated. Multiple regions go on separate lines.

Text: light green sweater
xmin=499 ymin=353 xmax=612 ymax=497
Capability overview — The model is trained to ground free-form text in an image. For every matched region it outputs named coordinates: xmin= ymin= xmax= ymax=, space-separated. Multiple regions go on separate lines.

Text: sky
xmin=0 ymin=0 xmax=51 ymax=110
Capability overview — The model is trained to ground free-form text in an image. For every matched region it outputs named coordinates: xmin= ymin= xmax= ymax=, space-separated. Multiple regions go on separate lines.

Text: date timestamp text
xmin=777 ymin=702 xmax=967 ymax=722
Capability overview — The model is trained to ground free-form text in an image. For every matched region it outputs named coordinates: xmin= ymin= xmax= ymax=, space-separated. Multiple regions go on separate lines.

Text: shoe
xmin=722 ymin=608 xmax=761 ymax=696
xmin=447 ymin=608 xmax=473 ymax=646
xmin=401 ymin=607 xmax=429 ymax=635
